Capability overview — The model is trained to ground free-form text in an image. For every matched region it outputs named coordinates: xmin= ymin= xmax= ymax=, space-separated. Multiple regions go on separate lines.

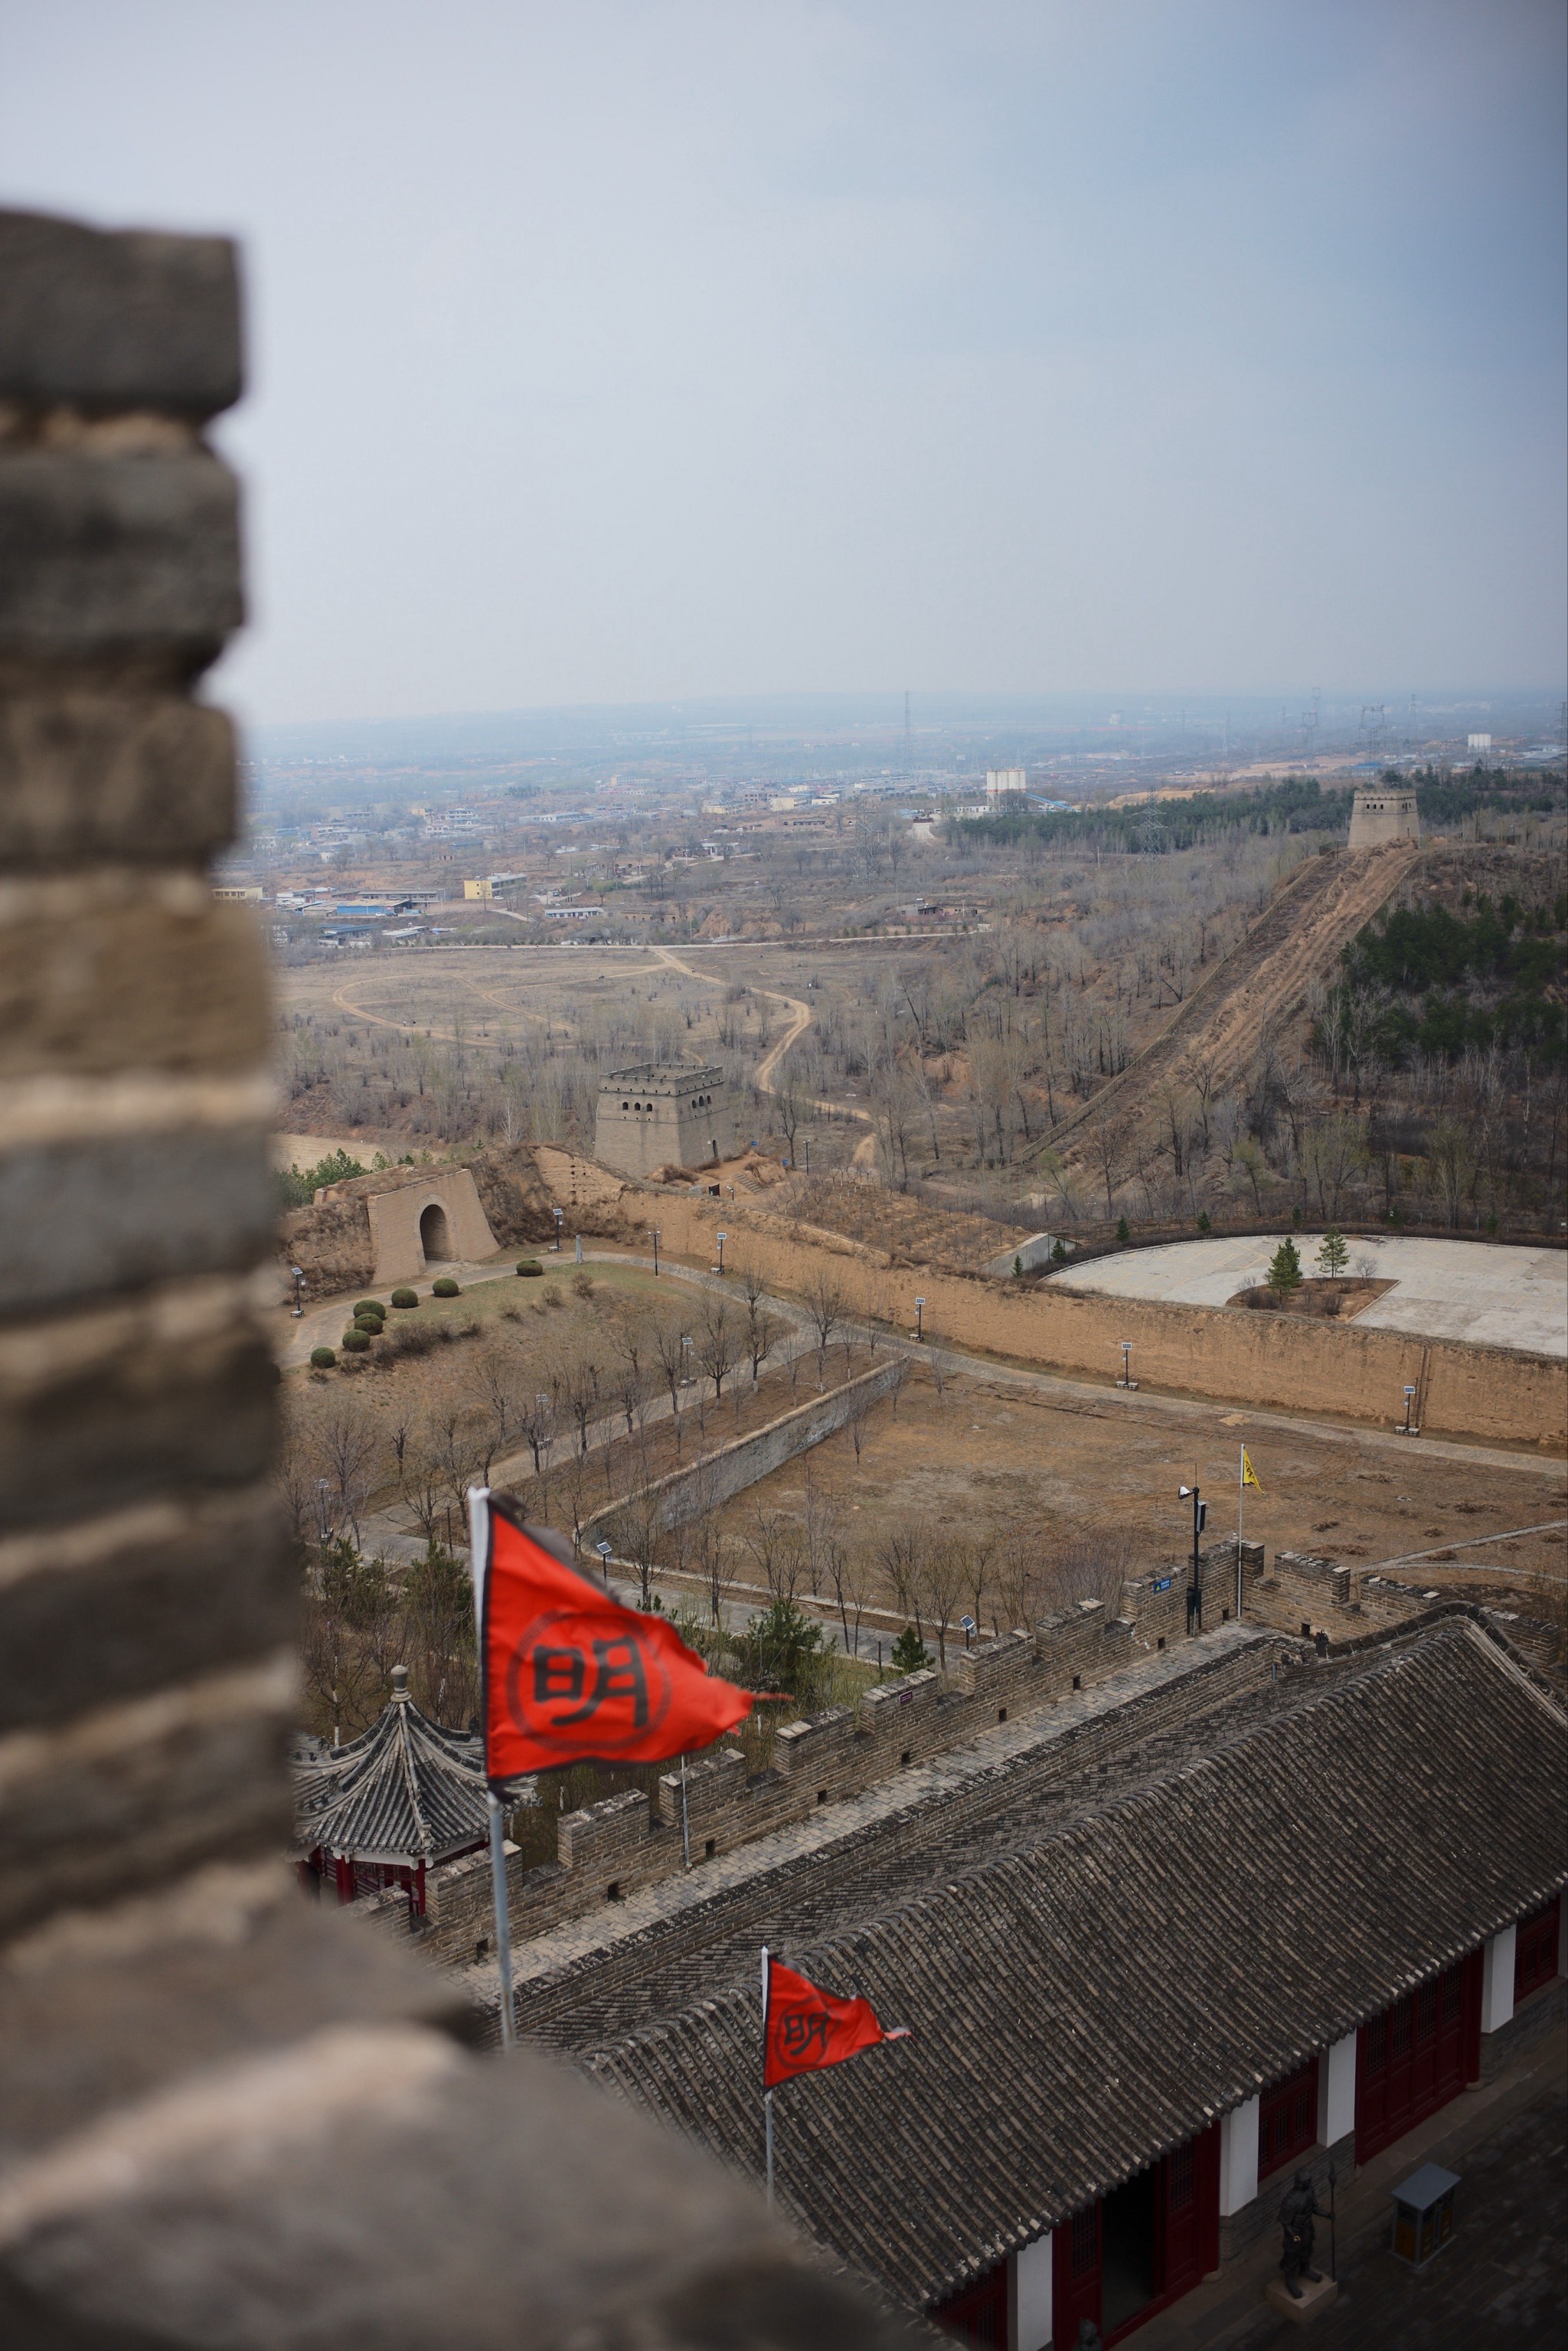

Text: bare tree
xmin=315 ymin=1399 xmax=380 ymax=1545
xmin=653 ymin=1314 xmax=692 ymax=1455
xmin=694 ymin=1296 xmax=740 ymax=1402
xmin=804 ymin=1268 xmax=846 ymax=1390
xmin=920 ymin=1537 xmax=969 ymax=1667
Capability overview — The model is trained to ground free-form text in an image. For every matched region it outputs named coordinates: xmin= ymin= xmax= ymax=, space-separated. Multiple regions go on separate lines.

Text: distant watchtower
xmin=595 ymin=1063 xmax=733 ymax=1179
xmin=1348 ymin=786 xmax=1419 ymax=849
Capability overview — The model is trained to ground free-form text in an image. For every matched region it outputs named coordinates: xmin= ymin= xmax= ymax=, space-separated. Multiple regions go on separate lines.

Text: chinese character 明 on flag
xmin=764 ymin=1955 xmax=909 ymax=2088
xmin=474 ymin=1491 xmax=752 ymax=1777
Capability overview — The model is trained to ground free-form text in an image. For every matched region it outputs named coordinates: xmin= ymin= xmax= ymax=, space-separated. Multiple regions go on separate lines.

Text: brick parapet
xmin=377 ymin=1587 xmax=1263 ymax=1974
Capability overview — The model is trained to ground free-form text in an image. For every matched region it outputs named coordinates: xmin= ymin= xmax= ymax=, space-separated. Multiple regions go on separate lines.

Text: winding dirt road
xmin=650 ymin=945 xmax=880 ymax=1167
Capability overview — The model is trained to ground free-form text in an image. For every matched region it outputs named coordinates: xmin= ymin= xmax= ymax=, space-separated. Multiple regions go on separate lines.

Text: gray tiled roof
xmin=294 ymin=1667 xmax=486 ymax=1866
xmin=580 ymin=1621 xmax=1568 ymax=2309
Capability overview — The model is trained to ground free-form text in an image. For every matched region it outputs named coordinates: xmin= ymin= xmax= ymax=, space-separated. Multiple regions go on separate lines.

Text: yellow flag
xmin=1241 ymin=1448 xmax=1261 ymax=1491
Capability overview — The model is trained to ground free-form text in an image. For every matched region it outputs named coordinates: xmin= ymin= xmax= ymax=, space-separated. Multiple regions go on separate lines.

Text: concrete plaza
xmin=1050 ymin=1235 xmax=1566 ymax=1358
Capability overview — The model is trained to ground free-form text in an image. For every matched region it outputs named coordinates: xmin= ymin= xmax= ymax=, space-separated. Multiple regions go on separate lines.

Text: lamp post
xmin=680 ymin=1332 xmax=694 ymax=1385
xmin=960 ymin=1615 xmax=975 ymax=1650
xmin=803 ymin=1138 xmax=811 ymax=1174
xmin=913 ymin=1295 xmax=926 ymax=1342
xmin=291 ymin=1265 xmax=306 ymax=1318
xmin=1402 ymin=1383 xmax=1416 ymax=1434
xmin=594 ymin=1537 xmax=613 ymax=1582
xmin=715 ymin=1229 xmax=727 ymax=1275
xmin=1117 ymin=1339 xmax=1135 ymax=1389
xmin=648 ymin=1227 xmax=661 ymax=1276
xmin=1178 ymin=1482 xmax=1207 ymax=1634
xmin=552 ymin=1206 xmax=564 ymax=1252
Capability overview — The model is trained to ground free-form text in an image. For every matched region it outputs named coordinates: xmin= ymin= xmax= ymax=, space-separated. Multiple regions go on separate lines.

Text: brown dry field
xmin=704 ymin=1359 xmax=1568 ymax=1623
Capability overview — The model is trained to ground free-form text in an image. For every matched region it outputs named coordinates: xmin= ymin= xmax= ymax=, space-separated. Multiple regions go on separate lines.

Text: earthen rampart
xmin=597 ymin=1190 xmax=1566 ymax=1451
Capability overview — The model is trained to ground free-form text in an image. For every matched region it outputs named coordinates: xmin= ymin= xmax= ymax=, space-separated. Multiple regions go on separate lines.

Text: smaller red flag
xmin=474 ymin=1491 xmax=753 ymax=1778
xmin=763 ymin=1954 xmax=909 ymax=2088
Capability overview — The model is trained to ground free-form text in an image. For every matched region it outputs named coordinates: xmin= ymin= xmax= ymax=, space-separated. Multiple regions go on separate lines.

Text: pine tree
xmin=1267 ymin=1236 xmax=1303 ymax=1301
xmin=890 ymin=1624 xmax=929 ymax=1675
xmin=1315 ymin=1226 xmax=1349 ymax=1278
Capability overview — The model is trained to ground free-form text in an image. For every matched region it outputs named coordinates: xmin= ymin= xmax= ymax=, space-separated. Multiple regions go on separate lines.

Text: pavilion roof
xmin=294 ymin=1667 xmax=487 ymax=1866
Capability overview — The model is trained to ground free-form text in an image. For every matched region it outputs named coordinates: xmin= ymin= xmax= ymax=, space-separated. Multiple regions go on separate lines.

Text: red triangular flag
xmin=474 ymin=1491 xmax=752 ymax=1778
xmin=764 ymin=1955 xmax=909 ymax=2088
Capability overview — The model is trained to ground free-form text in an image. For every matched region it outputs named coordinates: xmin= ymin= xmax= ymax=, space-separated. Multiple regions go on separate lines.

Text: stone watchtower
xmin=595 ymin=1063 xmax=733 ymax=1178
xmin=1348 ymin=785 xmax=1420 ymax=849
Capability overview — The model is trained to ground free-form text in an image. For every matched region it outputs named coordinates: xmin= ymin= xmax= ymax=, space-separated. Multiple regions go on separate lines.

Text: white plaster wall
xmin=1317 ymin=2032 xmax=1357 ymax=2147
xmin=1481 ymin=1923 xmax=1517 ymax=2033
xmin=1011 ymin=2230 xmax=1052 ymax=2351
xmin=1219 ymin=2096 xmax=1259 ymax=2217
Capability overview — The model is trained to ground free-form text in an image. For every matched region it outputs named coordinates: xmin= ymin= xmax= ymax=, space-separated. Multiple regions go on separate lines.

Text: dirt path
xmin=650 ymin=945 xmax=880 ymax=1168
xmin=1037 ymin=841 xmax=1421 ymax=1170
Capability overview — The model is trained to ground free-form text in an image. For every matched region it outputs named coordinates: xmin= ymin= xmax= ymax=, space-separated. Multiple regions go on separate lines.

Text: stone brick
xmin=0 ymin=879 xmax=270 ymax=1075
xmin=0 ymin=1486 xmax=291 ymax=1735
xmin=0 ymin=210 xmax=241 ymax=416
xmin=773 ymin=1705 xmax=858 ymax=1779
xmin=0 ymin=452 xmax=241 ymax=659
xmin=657 ymin=1745 xmax=747 ymax=1830
xmin=0 ymin=1125 xmax=275 ymax=1314
xmin=0 ymin=688 xmax=234 ymax=868
xmin=0 ymin=1651 xmax=296 ymax=1942
xmin=0 ymin=1279 xmax=276 ymax=1533
xmin=557 ymin=1790 xmax=654 ymax=1881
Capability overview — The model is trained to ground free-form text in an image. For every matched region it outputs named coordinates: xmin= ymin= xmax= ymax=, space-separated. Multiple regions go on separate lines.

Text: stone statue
xmin=1279 ymin=2167 xmax=1331 ymax=2297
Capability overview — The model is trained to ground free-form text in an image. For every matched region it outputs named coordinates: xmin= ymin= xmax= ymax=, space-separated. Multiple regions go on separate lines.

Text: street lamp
xmin=552 ymin=1207 xmax=564 ymax=1252
xmin=913 ymin=1296 xmax=926 ymax=1342
xmin=1402 ymin=1383 xmax=1417 ymax=1434
xmin=803 ymin=1138 xmax=811 ymax=1174
xmin=680 ymin=1332 xmax=694 ymax=1384
xmin=715 ymin=1229 xmax=727 ymax=1275
xmin=960 ymin=1614 xmax=976 ymax=1650
xmin=594 ymin=1538 xmax=613 ymax=1580
xmin=291 ymin=1265 xmax=306 ymax=1318
xmin=1178 ymin=1484 xmax=1208 ymax=1634
xmin=648 ymin=1227 xmax=661 ymax=1276
xmin=1117 ymin=1339 xmax=1135 ymax=1389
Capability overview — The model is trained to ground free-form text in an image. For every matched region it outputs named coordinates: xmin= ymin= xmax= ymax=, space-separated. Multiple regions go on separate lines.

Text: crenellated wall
xmin=369 ymin=1588 xmax=1205 ymax=1970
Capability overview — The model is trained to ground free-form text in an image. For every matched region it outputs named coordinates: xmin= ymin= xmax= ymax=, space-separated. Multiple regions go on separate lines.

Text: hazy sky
xmin=4 ymin=2 xmax=1564 ymax=724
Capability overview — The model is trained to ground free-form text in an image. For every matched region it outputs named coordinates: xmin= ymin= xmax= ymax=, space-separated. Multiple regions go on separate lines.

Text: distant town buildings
xmin=985 ymin=768 xmax=1027 ymax=800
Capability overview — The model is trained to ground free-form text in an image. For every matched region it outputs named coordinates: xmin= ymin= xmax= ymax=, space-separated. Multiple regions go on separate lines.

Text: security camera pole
xmin=1178 ymin=1482 xmax=1207 ymax=1633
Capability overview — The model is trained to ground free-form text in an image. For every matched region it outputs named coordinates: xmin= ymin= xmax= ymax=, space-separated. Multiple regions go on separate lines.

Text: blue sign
xmin=1152 ymin=1576 xmax=1173 ymax=1593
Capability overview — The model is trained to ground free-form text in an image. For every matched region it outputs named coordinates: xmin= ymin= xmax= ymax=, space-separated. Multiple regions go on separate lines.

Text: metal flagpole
xmin=487 ymin=1787 xmax=515 ymax=2052
xmin=761 ymin=1943 xmax=774 ymax=2210
xmin=468 ymin=1485 xmax=515 ymax=2052
xmin=680 ymin=1752 xmax=691 ymax=1867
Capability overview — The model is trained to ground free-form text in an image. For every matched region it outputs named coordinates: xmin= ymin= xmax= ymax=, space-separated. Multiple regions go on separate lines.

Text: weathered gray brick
xmin=0 ymin=210 xmax=240 ymax=416
xmin=0 ymin=1282 xmax=276 ymax=1533
xmin=0 ymin=1127 xmax=276 ymax=1313
xmin=0 ymin=452 xmax=241 ymax=658
xmin=0 ymin=1486 xmax=291 ymax=1735
xmin=0 ymin=1651 xmax=296 ymax=1941
xmin=0 ymin=689 xmax=235 ymax=867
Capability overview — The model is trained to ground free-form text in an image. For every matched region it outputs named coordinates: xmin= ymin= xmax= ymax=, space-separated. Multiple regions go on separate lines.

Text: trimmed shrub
xmin=432 ymin=1277 xmax=460 ymax=1298
xmin=309 ymin=1347 xmax=337 ymax=1370
xmin=352 ymin=1299 xmax=384 ymax=1318
xmin=341 ymin=1327 xmax=371 ymax=1353
xmin=390 ymin=1288 xmax=419 ymax=1308
xmin=516 ymin=1259 xmax=544 ymax=1277
xmin=353 ymin=1309 xmax=384 ymax=1330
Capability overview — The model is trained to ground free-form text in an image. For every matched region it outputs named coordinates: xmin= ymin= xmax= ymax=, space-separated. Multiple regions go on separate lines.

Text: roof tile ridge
xmin=394 ymin=1693 xmax=436 ymax=1854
